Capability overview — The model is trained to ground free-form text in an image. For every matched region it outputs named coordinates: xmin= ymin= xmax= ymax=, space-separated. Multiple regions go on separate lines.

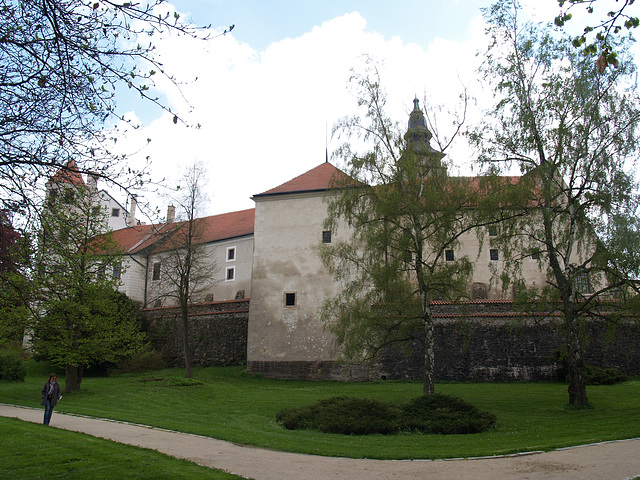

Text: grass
xmin=0 ymin=417 xmax=244 ymax=480
xmin=1 ymin=363 xmax=640 ymax=460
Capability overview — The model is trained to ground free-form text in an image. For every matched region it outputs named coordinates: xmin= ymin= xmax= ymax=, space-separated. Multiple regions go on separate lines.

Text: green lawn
xmin=2 ymin=364 xmax=639 ymax=460
xmin=0 ymin=417 xmax=244 ymax=480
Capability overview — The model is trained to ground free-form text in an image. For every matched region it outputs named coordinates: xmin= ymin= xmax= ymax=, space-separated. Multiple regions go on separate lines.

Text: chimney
xmin=127 ymin=195 xmax=137 ymax=227
xmin=166 ymin=205 xmax=175 ymax=224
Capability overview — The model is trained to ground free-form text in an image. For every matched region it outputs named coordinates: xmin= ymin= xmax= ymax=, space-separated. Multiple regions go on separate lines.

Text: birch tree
xmin=320 ymin=68 xmax=498 ymax=395
xmin=472 ymin=0 xmax=640 ymax=406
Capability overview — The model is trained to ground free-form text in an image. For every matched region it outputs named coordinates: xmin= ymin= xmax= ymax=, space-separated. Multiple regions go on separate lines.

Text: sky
xmin=108 ymin=0 xmax=638 ymax=221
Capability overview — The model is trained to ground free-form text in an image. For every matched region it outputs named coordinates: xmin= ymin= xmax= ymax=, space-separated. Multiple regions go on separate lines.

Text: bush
xmin=277 ymin=396 xmax=400 ymax=435
xmin=114 ymin=347 xmax=169 ymax=374
xmin=584 ymin=364 xmax=629 ymax=385
xmin=276 ymin=394 xmax=496 ymax=435
xmin=139 ymin=377 xmax=204 ymax=387
xmin=553 ymin=351 xmax=630 ymax=385
xmin=399 ymin=394 xmax=497 ymax=434
xmin=0 ymin=350 xmax=27 ymax=381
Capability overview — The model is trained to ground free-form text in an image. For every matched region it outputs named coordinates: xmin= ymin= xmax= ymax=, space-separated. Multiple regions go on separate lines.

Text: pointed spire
xmin=408 ymin=97 xmax=428 ymax=132
xmin=325 ymin=122 xmax=329 ymax=163
xmin=404 ymin=96 xmax=446 ymax=176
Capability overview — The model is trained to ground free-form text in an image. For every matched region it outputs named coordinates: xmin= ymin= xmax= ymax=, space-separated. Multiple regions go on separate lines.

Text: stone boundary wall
xmin=247 ymin=300 xmax=640 ymax=382
xmin=143 ymin=299 xmax=249 ymax=367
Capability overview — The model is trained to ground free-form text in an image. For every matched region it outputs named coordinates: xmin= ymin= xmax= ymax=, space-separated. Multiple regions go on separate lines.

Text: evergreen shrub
xmin=584 ymin=365 xmax=630 ymax=385
xmin=400 ymin=394 xmax=497 ymax=434
xmin=115 ymin=347 xmax=169 ymax=373
xmin=276 ymin=394 xmax=496 ymax=435
xmin=0 ymin=350 xmax=27 ymax=381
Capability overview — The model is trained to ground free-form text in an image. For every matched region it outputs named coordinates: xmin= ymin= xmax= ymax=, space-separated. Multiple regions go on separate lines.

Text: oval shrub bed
xmin=276 ymin=394 xmax=496 ymax=435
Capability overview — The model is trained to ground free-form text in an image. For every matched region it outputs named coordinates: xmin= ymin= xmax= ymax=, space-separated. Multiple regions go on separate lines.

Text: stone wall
xmin=144 ymin=299 xmax=249 ymax=367
xmin=247 ymin=301 xmax=640 ymax=381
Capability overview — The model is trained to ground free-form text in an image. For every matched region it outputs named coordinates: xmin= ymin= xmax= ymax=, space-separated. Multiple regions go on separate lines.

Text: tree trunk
xmin=181 ymin=305 xmax=193 ymax=378
xmin=566 ymin=314 xmax=588 ymax=406
xmin=422 ymin=317 xmax=435 ymax=395
xmin=64 ymin=364 xmax=84 ymax=393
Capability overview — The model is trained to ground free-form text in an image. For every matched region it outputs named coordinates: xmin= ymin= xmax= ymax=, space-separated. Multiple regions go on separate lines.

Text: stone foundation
xmin=248 ymin=301 xmax=640 ymax=382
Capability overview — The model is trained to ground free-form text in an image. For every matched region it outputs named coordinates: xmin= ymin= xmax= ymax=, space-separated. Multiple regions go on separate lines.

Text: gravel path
xmin=2 ymin=404 xmax=639 ymax=480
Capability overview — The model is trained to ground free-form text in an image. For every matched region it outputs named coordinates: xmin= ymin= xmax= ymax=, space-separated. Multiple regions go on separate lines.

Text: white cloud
xmin=113 ymin=9 xmax=490 ymax=218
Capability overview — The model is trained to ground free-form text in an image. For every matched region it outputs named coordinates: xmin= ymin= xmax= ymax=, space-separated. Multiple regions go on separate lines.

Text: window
xmin=48 ymin=190 xmax=58 ymax=205
xmin=488 ymin=226 xmax=498 ymax=237
xmin=113 ymin=262 xmax=122 ymax=279
xmin=490 ymin=249 xmax=499 ymax=261
xmin=531 ymin=251 xmax=540 ymax=260
xmin=322 ymin=231 xmax=332 ymax=243
xmin=405 ymin=251 xmax=413 ymax=263
xmin=576 ymin=273 xmax=591 ymax=294
xmin=63 ymin=189 xmax=75 ymax=204
xmin=227 ymin=246 xmax=236 ymax=261
xmin=152 ymin=262 xmax=161 ymax=281
xmin=445 ymin=249 xmax=455 ymax=261
xmin=58 ymin=225 xmax=70 ymax=242
xmin=226 ymin=266 xmax=235 ymax=281
xmin=285 ymin=292 xmax=296 ymax=307
xmin=111 ymin=208 xmax=120 ymax=217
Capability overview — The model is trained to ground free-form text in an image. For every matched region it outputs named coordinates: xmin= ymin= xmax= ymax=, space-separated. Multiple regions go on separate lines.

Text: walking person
xmin=41 ymin=373 xmax=61 ymax=425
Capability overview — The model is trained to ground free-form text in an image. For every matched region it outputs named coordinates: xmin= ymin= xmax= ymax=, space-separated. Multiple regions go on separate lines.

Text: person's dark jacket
xmin=40 ymin=381 xmax=61 ymax=407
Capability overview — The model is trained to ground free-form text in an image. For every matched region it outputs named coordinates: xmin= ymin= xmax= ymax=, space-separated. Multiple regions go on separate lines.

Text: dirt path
xmin=2 ymin=404 xmax=639 ymax=480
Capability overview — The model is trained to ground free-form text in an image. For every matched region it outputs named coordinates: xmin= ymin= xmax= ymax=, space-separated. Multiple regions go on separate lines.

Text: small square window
xmin=226 ymin=266 xmax=235 ymax=281
xmin=285 ymin=292 xmax=296 ymax=307
xmin=227 ymin=247 xmax=236 ymax=261
xmin=112 ymin=208 xmax=120 ymax=217
xmin=152 ymin=262 xmax=161 ymax=281
xmin=490 ymin=249 xmax=499 ymax=261
xmin=531 ymin=252 xmax=540 ymax=260
xmin=322 ymin=231 xmax=332 ymax=243
xmin=445 ymin=249 xmax=455 ymax=261
xmin=488 ymin=226 xmax=498 ymax=237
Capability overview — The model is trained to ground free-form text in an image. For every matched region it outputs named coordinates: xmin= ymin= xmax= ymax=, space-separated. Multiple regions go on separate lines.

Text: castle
xmin=46 ymin=100 xmax=638 ymax=381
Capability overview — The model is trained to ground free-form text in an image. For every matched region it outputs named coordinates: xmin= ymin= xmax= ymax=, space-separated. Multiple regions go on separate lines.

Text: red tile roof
xmin=103 ymin=208 xmax=255 ymax=255
xmin=254 ymin=162 xmax=352 ymax=197
xmin=47 ymin=160 xmax=86 ymax=186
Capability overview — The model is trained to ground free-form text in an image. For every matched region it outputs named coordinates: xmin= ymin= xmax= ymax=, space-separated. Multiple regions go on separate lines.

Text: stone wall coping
xmin=151 ymin=309 xmax=250 ymax=320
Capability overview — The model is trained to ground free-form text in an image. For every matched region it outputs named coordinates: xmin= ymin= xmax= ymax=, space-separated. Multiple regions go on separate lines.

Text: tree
xmin=472 ymin=0 xmax=640 ymax=406
xmin=0 ymin=210 xmax=29 ymax=347
xmin=0 ymin=0 xmax=229 ymax=218
xmin=34 ymin=285 xmax=145 ymax=391
xmin=320 ymin=67 xmax=496 ymax=395
xmin=554 ymin=0 xmax=639 ymax=71
xmin=148 ymin=162 xmax=217 ymax=378
xmin=31 ymin=181 xmax=145 ymax=391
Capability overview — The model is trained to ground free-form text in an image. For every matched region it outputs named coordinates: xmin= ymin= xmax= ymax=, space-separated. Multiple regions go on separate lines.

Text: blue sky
xmin=169 ymin=1 xmax=481 ymax=52
xmin=110 ymin=0 xmax=634 ymax=219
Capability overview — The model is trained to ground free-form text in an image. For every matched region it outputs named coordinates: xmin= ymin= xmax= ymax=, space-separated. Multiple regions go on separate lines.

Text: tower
xmin=404 ymin=98 xmax=446 ymax=176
